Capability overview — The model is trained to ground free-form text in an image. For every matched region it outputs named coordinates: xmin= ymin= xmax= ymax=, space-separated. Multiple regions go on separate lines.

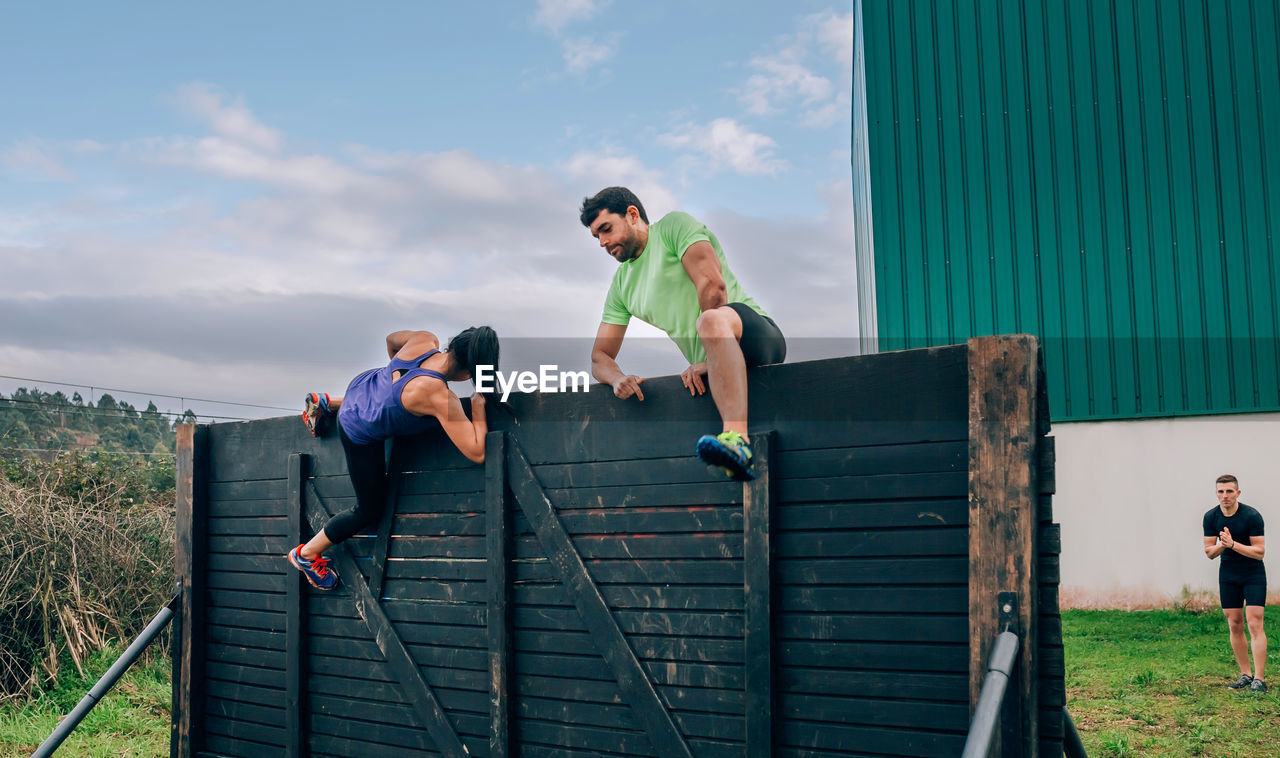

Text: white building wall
xmin=1054 ymin=412 xmax=1280 ymax=607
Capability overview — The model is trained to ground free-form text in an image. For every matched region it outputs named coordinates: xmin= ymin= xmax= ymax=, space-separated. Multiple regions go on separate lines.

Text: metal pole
xmin=1063 ymin=706 xmax=1089 ymax=757
xmin=961 ymin=630 xmax=1021 ymax=758
xmin=30 ymin=590 xmax=181 ymax=758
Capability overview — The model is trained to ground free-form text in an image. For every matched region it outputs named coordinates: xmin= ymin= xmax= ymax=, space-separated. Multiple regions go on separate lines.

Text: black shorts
xmin=1219 ymin=576 xmax=1267 ymax=609
xmin=727 ymin=302 xmax=786 ymax=367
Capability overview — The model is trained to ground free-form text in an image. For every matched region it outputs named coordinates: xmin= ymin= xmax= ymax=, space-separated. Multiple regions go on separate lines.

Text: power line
xmin=0 ymin=397 xmax=251 ymax=422
xmin=0 ymin=374 xmax=295 ymax=412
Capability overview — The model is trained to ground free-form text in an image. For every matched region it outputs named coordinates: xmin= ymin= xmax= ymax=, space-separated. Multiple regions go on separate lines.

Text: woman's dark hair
xmin=579 ymin=186 xmax=649 ymax=226
xmin=448 ymin=326 xmax=499 ymax=380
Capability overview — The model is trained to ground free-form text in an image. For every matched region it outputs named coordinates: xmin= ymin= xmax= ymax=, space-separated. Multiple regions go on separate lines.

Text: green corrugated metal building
xmin=854 ymin=0 xmax=1280 ymax=421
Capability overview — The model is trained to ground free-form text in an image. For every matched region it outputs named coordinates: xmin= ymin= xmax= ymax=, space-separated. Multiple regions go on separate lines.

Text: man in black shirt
xmin=1203 ymin=474 xmax=1268 ymax=693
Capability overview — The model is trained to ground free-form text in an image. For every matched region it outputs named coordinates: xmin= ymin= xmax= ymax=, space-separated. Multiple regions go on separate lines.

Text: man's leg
xmin=695 ymin=305 xmax=748 ymax=437
xmin=1246 ymin=603 xmax=1267 ymax=682
xmin=1224 ymin=607 xmax=1252 ymax=675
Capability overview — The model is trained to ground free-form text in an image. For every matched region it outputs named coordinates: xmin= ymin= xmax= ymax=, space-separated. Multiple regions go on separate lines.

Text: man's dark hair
xmin=1216 ymin=474 xmax=1239 ymax=487
xmin=448 ymin=326 xmax=500 ymax=380
xmin=580 ymin=186 xmax=649 ymax=226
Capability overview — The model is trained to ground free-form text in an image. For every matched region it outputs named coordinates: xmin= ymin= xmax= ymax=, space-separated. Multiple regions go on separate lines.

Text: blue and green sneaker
xmin=696 ymin=430 xmax=754 ymax=481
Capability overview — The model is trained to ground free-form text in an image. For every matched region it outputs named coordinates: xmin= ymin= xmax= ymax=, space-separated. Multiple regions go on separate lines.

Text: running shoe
xmin=696 ymin=430 xmax=755 ymax=481
xmin=302 ymin=392 xmax=331 ymax=437
xmin=288 ymin=545 xmax=339 ymax=590
xmin=1228 ymin=673 xmax=1254 ymax=690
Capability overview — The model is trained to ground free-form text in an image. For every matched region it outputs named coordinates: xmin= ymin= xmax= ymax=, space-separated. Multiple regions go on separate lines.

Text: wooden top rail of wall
xmin=173 ymin=335 xmax=1062 ymax=758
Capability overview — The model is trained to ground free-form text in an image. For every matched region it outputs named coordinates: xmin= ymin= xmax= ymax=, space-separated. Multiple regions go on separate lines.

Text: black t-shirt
xmin=1203 ymin=503 xmax=1266 ymax=581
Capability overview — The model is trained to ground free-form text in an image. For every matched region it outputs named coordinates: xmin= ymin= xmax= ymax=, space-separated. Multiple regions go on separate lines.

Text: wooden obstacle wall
xmin=174 ymin=335 xmax=1062 ymax=758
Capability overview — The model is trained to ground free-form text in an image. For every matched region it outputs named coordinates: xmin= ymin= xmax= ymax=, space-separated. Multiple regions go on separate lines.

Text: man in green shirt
xmin=580 ymin=186 xmax=786 ymax=480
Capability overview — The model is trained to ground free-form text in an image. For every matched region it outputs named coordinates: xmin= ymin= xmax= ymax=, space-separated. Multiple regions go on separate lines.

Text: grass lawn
xmin=0 ymin=649 xmax=170 ymax=758
xmin=1065 ymin=607 xmax=1280 ymax=757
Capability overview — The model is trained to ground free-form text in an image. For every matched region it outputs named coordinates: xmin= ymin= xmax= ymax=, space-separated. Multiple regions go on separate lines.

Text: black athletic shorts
xmin=727 ymin=302 xmax=786 ymax=367
xmin=1220 ymin=576 xmax=1267 ymax=609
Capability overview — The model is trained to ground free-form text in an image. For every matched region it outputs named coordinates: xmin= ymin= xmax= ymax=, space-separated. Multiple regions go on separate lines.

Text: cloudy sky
xmin=0 ymin=0 xmax=859 ymax=424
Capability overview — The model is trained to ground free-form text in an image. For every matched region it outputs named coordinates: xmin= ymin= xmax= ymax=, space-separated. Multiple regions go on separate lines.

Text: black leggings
xmin=324 ymin=425 xmax=389 ymax=544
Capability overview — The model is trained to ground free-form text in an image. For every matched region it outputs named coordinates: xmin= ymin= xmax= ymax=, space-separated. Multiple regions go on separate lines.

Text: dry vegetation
xmin=0 ymin=457 xmax=173 ymax=701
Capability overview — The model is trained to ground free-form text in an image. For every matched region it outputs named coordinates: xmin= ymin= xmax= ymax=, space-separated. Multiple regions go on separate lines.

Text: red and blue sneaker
xmin=696 ymin=430 xmax=755 ymax=481
xmin=288 ymin=545 xmax=339 ymax=590
xmin=302 ymin=393 xmax=332 ymax=437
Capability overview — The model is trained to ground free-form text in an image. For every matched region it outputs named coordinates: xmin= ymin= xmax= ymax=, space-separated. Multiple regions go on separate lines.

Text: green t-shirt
xmin=601 ymin=211 xmax=768 ymax=364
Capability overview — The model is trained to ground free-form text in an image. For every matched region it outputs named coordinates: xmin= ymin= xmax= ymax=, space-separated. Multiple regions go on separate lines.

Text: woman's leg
xmin=300 ymin=426 xmax=387 ymax=559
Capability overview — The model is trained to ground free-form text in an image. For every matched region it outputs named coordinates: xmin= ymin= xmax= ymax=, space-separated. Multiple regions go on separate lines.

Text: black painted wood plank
xmin=207 ymin=554 xmax=284 ymax=574
xmin=506 ymin=440 xmax=694 ymax=758
xmin=205 ymin=662 xmax=285 ymax=689
xmin=515 ymin=607 xmax=742 ymax=637
xmin=776 ymin=719 xmax=966 ymax=757
xmin=774 ymin=441 xmax=968 ymax=479
xmin=206 ymin=571 xmax=286 ymax=593
xmin=202 ymin=733 xmax=288 ymax=758
xmin=285 ymin=453 xmax=306 ymax=758
xmin=778 ymin=471 xmax=968 ymax=503
xmin=776 ymin=557 xmax=968 ymax=585
xmin=383 ymin=558 xmax=488 ymax=582
xmin=775 ymin=499 xmax=968 ymax=530
xmin=207 ymin=500 xmax=287 ymax=519
xmin=486 ymin=432 xmax=512 ymax=758
xmin=778 ymin=667 xmax=968 ymax=702
xmin=744 ymin=431 xmax=774 ymax=758
xmin=303 ymin=481 xmax=470 ymax=758
xmin=776 ymin=613 xmax=968 ymax=643
xmin=776 ymin=641 xmax=968 ymax=673
xmin=207 ymin=588 xmax=286 ymax=613
xmin=514 ymin=719 xmax=654 ymax=755
xmin=516 ymin=583 xmax=745 ymax=611
xmin=207 ymin=516 xmax=288 ymax=537
xmin=208 ymin=534 xmax=294 ymax=555
xmin=209 ymin=479 xmax=288 ymax=502
xmin=541 ymin=481 xmax=743 ymax=510
xmin=205 ymin=624 xmax=284 ymax=651
xmin=778 ymin=585 xmax=967 ymax=615
xmin=204 ymin=679 xmax=284 ymax=709
xmin=310 ymin=732 xmax=445 ymax=758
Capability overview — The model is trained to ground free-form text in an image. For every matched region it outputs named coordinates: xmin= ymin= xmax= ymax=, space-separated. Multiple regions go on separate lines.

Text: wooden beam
xmin=285 ymin=453 xmax=308 ymax=758
xmin=744 ymin=431 xmax=775 ymax=758
xmin=368 ymin=440 xmax=401 ymax=599
xmin=505 ymin=440 xmax=694 ymax=758
xmin=485 ymin=432 xmax=511 ymax=758
xmin=173 ymin=424 xmax=207 ymax=758
xmin=968 ymin=335 xmax=1041 ymax=758
xmin=303 ymin=480 xmax=470 ymax=758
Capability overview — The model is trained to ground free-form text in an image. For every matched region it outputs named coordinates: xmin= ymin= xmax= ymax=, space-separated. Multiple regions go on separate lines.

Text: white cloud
xmin=737 ymin=9 xmax=853 ymax=128
xmin=563 ymin=148 xmax=679 ymax=218
xmin=176 ymin=82 xmax=282 ymax=152
xmin=659 ymin=119 xmax=786 ymax=176
xmin=2 ymin=139 xmax=74 ymax=181
xmin=815 ymin=10 xmax=855 ymax=68
xmin=561 ymin=35 xmax=616 ymax=73
xmin=533 ymin=0 xmax=601 ymax=32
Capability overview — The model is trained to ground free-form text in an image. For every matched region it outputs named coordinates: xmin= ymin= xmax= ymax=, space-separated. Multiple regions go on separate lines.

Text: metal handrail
xmin=960 ymin=630 xmax=1021 ymax=758
xmin=30 ymin=589 xmax=181 ymax=758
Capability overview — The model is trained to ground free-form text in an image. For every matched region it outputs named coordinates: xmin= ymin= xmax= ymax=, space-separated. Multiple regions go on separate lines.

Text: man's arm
xmin=680 ymin=241 xmax=728 ymax=312
xmin=1220 ymin=529 xmax=1266 ymax=561
xmin=1205 ymin=535 xmax=1226 ymax=560
xmin=591 ymin=322 xmax=644 ymax=400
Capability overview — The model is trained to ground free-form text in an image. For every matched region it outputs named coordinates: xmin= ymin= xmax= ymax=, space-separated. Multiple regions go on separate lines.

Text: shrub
xmin=0 ymin=455 xmax=174 ymax=700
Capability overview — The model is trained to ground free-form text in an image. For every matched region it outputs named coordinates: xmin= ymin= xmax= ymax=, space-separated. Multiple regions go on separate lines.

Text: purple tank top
xmin=337 ymin=349 xmax=447 ymax=445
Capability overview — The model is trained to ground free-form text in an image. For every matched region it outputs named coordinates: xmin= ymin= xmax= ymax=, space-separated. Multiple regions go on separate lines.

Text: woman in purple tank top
xmin=288 ymin=326 xmax=499 ymax=590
